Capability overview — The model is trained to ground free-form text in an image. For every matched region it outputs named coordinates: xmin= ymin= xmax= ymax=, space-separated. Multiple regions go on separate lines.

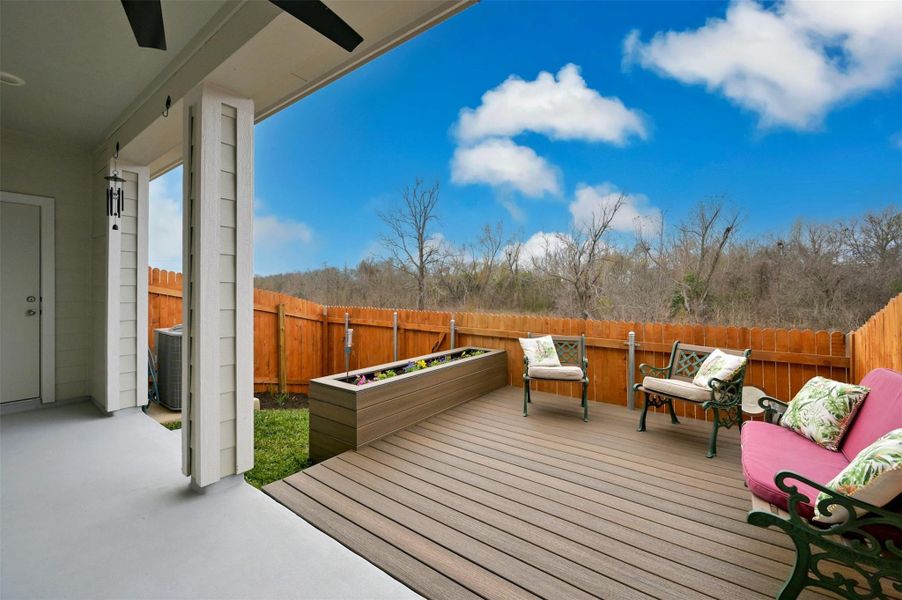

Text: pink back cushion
xmin=841 ymin=368 xmax=902 ymax=461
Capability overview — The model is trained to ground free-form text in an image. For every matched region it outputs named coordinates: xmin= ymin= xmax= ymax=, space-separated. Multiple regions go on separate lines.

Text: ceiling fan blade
xmin=270 ymin=1 xmax=363 ymax=52
xmin=121 ymin=0 xmax=167 ymax=50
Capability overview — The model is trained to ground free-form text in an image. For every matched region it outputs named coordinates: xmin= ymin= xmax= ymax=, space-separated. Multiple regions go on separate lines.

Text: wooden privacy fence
xmin=323 ymin=305 xmax=851 ymax=421
xmin=149 ymin=268 xmax=900 ymax=419
xmin=849 ymin=292 xmax=902 ymax=382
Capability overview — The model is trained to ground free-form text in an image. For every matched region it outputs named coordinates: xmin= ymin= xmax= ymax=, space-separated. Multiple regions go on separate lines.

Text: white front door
xmin=1 ymin=200 xmax=42 ymax=403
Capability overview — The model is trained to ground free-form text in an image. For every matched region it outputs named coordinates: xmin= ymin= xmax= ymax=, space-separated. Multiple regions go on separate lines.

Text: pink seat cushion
xmin=840 ymin=368 xmax=902 ymax=461
xmin=741 ymin=421 xmax=850 ymax=518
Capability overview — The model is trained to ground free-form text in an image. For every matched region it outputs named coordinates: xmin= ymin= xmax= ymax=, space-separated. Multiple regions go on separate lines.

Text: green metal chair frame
xmin=749 ymin=397 xmax=902 ymax=600
xmin=522 ymin=333 xmax=589 ymax=422
xmin=634 ymin=340 xmax=751 ymax=457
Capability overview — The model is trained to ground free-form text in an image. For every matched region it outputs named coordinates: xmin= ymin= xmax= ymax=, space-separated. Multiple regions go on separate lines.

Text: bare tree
xmin=847 ymin=205 xmax=902 ymax=268
xmin=254 ymin=200 xmax=900 ymax=332
xmin=640 ymin=198 xmax=739 ymax=319
xmin=379 ymin=179 xmax=441 ymax=310
xmin=535 ymin=194 xmax=624 ymax=317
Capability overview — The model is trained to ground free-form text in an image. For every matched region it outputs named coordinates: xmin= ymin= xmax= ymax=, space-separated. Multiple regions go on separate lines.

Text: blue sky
xmin=150 ymin=0 xmax=902 ymax=275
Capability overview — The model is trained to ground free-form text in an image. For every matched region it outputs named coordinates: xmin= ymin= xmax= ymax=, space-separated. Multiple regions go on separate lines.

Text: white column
xmin=181 ymin=83 xmax=254 ymax=488
xmin=92 ymin=160 xmax=149 ymax=413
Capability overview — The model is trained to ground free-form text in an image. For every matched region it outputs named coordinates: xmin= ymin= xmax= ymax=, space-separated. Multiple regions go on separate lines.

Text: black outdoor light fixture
xmin=105 ymin=142 xmax=125 ymax=231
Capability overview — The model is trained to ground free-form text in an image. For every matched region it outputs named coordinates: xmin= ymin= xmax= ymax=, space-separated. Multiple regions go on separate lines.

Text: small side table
xmin=742 ymin=386 xmax=766 ymax=419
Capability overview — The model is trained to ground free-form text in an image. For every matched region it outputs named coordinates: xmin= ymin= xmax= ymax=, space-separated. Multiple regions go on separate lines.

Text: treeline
xmin=255 ymin=181 xmax=900 ymax=331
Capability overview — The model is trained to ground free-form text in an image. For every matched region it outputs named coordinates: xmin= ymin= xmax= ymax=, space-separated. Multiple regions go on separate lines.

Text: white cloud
xmin=451 ymin=138 xmax=561 ymax=198
xmin=457 ymin=64 xmax=647 ymax=144
xmin=149 ymin=173 xmax=182 ymax=272
xmin=624 ymin=0 xmax=902 ymax=130
xmin=148 ymin=170 xmax=314 ymax=276
xmin=514 ymin=231 xmax=570 ymax=266
xmin=569 ymin=183 xmax=661 ymax=234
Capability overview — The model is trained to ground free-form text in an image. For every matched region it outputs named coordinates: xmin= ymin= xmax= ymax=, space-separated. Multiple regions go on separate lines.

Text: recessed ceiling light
xmin=0 ymin=72 xmax=26 ymax=86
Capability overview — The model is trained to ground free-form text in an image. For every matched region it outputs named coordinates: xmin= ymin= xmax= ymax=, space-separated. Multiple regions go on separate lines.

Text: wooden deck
xmin=265 ymin=386 xmax=835 ymax=600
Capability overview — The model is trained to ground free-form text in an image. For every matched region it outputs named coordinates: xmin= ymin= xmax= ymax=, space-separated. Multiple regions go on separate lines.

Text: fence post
xmin=627 ymin=331 xmax=636 ymax=410
xmin=344 ymin=313 xmax=350 ymax=375
xmin=277 ymin=303 xmax=287 ymax=394
xmin=450 ymin=317 xmax=456 ymax=350
xmin=320 ymin=306 xmax=329 ymax=376
xmin=392 ymin=311 xmax=398 ymax=362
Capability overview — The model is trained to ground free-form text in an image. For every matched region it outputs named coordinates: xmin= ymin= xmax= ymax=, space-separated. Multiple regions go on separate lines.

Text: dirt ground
xmin=256 ymin=391 xmax=309 ymax=410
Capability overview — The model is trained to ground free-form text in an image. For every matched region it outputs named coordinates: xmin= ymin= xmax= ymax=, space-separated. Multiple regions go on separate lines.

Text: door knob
xmin=26 ymin=309 xmax=37 ymax=316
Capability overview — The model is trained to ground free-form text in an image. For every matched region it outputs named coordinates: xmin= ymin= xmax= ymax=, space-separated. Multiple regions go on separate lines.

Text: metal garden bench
xmin=633 ymin=341 xmax=750 ymax=457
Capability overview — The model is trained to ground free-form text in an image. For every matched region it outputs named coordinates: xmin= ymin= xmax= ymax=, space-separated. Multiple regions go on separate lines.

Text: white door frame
xmin=0 ymin=191 xmax=55 ymax=404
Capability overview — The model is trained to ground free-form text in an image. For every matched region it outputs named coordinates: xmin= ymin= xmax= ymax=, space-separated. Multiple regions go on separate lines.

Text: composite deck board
xmin=265 ymin=386 xmax=836 ymax=599
xmin=359 ymin=440 xmax=791 ymax=587
xmin=427 ymin=412 xmax=751 ymax=508
xmin=441 ymin=408 xmax=750 ymax=497
xmin=264 ymin=481 xmax=480 ymax=600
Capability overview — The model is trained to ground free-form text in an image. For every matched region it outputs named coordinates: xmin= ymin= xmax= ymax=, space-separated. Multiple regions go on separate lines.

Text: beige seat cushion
xmin=528 ymin=365 xmax=584 ymax=381
xmin=641 ymin=376 xmax=712 ymax=403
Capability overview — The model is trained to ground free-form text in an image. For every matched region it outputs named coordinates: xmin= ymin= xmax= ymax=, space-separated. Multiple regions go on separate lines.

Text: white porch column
xmin=91 ymin=160 xmax=149 ymax=413
xmin=181 ymin=83 xmax=254 ymax=488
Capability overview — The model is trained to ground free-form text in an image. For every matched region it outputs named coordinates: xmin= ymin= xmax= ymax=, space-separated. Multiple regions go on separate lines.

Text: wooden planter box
xmin=309 ymin=347 xmax=507 ymax=462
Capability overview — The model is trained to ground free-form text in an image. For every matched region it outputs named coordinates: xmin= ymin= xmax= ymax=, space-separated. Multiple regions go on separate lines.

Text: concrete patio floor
xmin=0 ymin=401 xmax=420 ymax=600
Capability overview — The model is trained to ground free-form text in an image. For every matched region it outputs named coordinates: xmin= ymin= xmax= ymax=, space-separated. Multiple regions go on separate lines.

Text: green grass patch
xmin=244 ymin=408 xmax=309 ymax=488
xmin=154 ymin=409 xmax=309 ymax=488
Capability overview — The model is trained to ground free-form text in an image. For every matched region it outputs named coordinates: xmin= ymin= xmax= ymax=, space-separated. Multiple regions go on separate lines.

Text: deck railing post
xmin=392 ymin=311 xmax=398 ymax=361
xmin=627 ymin=331 xmax=636 ymax=410
xmin=344 ymin=313 xmax=350 ymax=376
xmin=450 ymin=317 xmax=456 ymax=350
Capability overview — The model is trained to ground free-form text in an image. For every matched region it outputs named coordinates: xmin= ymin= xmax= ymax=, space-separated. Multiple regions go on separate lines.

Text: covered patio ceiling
xmin=0 ymin=0 xmax=473 ymax=172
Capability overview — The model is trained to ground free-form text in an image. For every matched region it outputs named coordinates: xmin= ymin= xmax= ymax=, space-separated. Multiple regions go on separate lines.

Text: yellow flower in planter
xmin=416 ymin=359 xmax=427 ymax=369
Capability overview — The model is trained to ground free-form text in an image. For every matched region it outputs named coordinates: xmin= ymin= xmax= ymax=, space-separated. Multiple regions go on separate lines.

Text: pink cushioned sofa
xmin=741 ymin=368 xmax=902 ymax=517
xmin=742 ymin=368 xmax=902 ymax=600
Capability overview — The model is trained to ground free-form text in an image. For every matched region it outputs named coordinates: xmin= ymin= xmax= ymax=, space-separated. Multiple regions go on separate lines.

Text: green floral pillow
xmin=815 ymin=429 xmax=902 ymax=524
xmin=691 ymin=349 xmax=746 ymax=389
xmin=780 ymin=377 xmax=870 ymax=451
xmin=519 ymin=335 xmax=561 ymax=367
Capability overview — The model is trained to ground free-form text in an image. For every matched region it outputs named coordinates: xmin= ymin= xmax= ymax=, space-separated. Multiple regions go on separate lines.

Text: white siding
xmin=0 ymin=129 xmax=93 ymax=403
xmin=219 ymin=106 xmax=238 ymax=476
xmin=117 ymin=174 xmax=138 ymax=406
xmin=181 ymin=84 xmax=253 ymax=487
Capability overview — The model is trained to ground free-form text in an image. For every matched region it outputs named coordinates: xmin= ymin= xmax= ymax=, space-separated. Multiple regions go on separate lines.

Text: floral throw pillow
xmin=519 ymin=335 xmax=561 ymax=367
xmin=780 ymin=377 xmax=870 ymax=451
xmin=691 ymin=349 xmax=746 ymax=389
xmin=815 ymin=429 xmax=902 ymax=524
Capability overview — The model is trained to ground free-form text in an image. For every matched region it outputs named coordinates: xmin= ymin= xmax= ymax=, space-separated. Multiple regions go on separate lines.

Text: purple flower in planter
xmin=354 ymin=375 xmax=368 ymax=386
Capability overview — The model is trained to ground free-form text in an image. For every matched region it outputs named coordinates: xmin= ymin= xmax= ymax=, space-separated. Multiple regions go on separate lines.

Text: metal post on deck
xmin=344 ymin=313 xmax=351 ymax=376
xmin=392 ymin=311 xmax=398 ymax=361
xmin=627 ymin=331 xmax=636 ymax=410
xmin=450 ymin=317 xmax=456 ymax=350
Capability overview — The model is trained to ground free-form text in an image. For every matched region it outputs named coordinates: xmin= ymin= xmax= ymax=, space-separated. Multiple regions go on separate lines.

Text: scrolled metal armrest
xmin=749 ymin=470 xmax=902 ymax=560
xmin=702 ymin=377 xmax=742 ymax=409
xmin=758 ymin=395 xmax=788 ymax=411
xmin=758 ymin=395 xmax=789 ymax=423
